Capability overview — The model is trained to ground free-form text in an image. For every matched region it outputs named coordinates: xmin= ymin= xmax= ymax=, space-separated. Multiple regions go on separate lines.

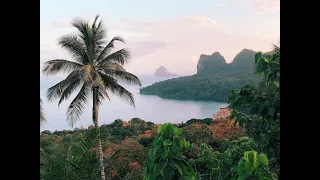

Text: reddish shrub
xmin=210 ymin=108 xmax=245 ymax=141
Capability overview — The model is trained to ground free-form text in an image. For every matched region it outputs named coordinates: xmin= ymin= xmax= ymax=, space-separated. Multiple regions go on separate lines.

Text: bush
xmin=143 ymin=123 xmax=198 ymax=180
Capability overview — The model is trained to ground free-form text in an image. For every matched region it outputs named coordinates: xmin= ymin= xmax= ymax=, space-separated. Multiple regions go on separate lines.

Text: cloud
xmin=41 ymin=16 xmax=277 ymax=76
xmin=50 ymin=20 xmax=71 ymax=28
xmin=120 ymin=18 xmax=136 ymax=23
xmin=129 ymin=40 xmax=168 ymax=57
xmin=239 ymin=0 xmax=280 ymax=13
xmin=111 ymin=16 xmax=217 ymax=33
xmin=40 ymin=45 xmax=69 ymax=62
xmin=105 ymin=16 xmax=275 ymax=75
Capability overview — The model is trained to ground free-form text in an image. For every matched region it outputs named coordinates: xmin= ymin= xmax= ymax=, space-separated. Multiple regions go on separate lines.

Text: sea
xmin=40 ymin=75 xmax=228 ymax=131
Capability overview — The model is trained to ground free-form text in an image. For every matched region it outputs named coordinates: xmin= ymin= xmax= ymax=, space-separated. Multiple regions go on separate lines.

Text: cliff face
xmin=196 ymin=49 xmax=256 ymax=74
xmin=230 ymin=49 xmax=256 ymax=71
xmin=154 ymin=66 xmax=177 ymax=77
xmin=196 ymin=52 xmax=227 ymax=74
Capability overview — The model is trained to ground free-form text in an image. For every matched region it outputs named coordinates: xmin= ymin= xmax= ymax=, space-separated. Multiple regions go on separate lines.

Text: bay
xmin=40 ymin=75 xmax=228 ymax=131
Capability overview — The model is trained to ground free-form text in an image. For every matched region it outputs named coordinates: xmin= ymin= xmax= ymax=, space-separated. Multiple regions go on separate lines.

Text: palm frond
xmin=40 ymin=148 xmax=47 ymax=177
xmin=99 ymin=69 xmax=142 ymax=86
xmin=97 ymin=62 xmax=126 ymax=71
xmin=94 ymin=85 xmax=110 ymax=106
xmin=91 ymin=69 xmax=110 ymax=104
xmin=41 ymin=131 xmax=99 ymax=180
xmin=99 ymin=72 xmax=135 ymax=107
xmin=67 ymin=84 xmax=91 ymax=127
xmin=96 ymin=36 xmax=125 ymax=62
xmin=58 ymin=79 xmax=83 ymax=106
xmin=71 ymin=17 xmax=89 ymax=36
xmin=71 ymin=17 xmax=94 ymax=62
xmin=41 ymin=145 xmax=69 ymax=180
xmin=71 ymin=16 xmax=107 ymax=64
xmin=40 ymin=98 xmax=46 ymax=125
xmin=58 ymin=34 xmax=89 ymax=64
xmin=66 ymin=129 xmax=99 ymax=179
xmin=110 ymin=82 xmax=135 ymax=107
xmin=98 ymin=48 xmax=130 ymax=66
xmin=46 ymin=68 xmax=86 ymax=102
xmin=42 ymin=59 xmax=83 ymax=75
xmin=91 ymin=15 xmax=107 ymax=50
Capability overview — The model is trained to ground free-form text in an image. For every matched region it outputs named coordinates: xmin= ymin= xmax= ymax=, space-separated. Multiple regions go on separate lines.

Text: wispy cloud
xmin=129 ymin=40 xmax=168 ymax=57
xmin=106 ymin=16 xmax=275 ymax=74
xmin=239 ymin=0 xmax=280 ymax=13
xmin=120 ymin=18 xmax=136 ymax=23
xmin=50 ymin=20 xmax=71 ymax=28
xmin=42 ymin=16 xmax=277 ymax=75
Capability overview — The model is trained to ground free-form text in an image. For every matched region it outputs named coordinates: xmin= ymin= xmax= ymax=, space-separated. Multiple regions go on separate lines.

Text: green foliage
xmin=72 ymin=132 xmax=85 ymax=142
xmin=99 ymin=118 xmax=154 ymax=143
xmin=41 ymin=119 xmax=154 ymax=179
xmin=140 ymin=49 xmax=258 ymax=102
xmin=237 ymin=151 xmax=278 ymax=180
xmin=51 ymin=129 xmax=75 ymax=136
xmin=190 ymin=137 xmax=257 ymax=180
xmin=228 ymin=46 xmax=280 ymax=176
xmin=182 ymin=123 xmax=214 ymax=146
xmin=41 ymin=130 xmax=52 ymax=135
xmin=142 ymin=123 xmax=198 ymax=180
xmin=179 ymin=118 xmax=213 ymax=128
xmin=40 ymin=130 xmax=100 ymax=180
xmin=139 ymin=136 xmax=155 ymax=147
xmin=62 ymin=135 xmax=72 ymax=143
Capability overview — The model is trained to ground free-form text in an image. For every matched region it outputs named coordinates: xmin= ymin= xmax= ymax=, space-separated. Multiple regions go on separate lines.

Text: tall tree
xmin=40 ymin=98 xmax=46 ymax=125
xmin=42 ymin=15 xmax=141 ymax=180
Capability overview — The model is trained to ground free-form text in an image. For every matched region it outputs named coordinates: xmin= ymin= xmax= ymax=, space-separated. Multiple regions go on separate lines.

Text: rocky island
xmin=154 ymin=66 xmax=177 ymax=77
xmin=141 ymin=49 xmax=257 ymax=102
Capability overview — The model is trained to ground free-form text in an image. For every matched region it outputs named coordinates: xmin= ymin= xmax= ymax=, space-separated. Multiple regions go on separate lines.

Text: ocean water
xmin=40 ymin=75 xmax=228 ymax=131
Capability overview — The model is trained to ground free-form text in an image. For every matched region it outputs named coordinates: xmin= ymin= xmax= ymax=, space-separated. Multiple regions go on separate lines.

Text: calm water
xmin=40 ymin=75 xmax=228 ymax=131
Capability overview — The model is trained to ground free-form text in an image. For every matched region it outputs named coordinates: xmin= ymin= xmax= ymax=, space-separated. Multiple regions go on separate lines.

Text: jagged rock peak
xmin=154 ymin=66 xmax=177 ymax=77
xmin=197 ymin=51 xmax=227 ymax=74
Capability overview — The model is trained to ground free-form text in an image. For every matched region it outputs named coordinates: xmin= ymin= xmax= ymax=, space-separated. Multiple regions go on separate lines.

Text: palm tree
xmin=40 ymin=98 xmax=46 ymax=125
xmin=42 ymin=15 xmax=141 ymax=180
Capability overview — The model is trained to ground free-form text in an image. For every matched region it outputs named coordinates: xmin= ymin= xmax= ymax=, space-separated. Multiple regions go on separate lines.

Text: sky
xmin=40 ymin=0 xmax=280 ymax=76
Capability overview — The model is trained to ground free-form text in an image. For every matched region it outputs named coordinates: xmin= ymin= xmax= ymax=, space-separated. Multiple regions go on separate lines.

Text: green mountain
xmin=139 ymin=49 xmax=258 ymax=102
xmin=197 ymin=52 xmax=228 ymax=74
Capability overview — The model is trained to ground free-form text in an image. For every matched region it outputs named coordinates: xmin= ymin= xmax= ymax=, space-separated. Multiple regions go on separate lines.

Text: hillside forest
xmin=140 ymin=49 xmax=261 ymax=102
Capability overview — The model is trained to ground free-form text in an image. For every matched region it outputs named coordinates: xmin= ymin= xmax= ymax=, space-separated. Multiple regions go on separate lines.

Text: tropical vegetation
xmin=40 ymin=15 xmax=280 ymax=180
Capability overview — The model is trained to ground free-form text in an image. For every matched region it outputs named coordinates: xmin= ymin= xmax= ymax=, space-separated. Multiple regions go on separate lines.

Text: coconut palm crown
xmin=42 ymin=15 xmax=142 ymax=127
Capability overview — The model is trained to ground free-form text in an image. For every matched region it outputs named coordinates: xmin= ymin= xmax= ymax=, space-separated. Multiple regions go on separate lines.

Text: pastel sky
xmin=40 ymin=0 xmax=280 ymax=75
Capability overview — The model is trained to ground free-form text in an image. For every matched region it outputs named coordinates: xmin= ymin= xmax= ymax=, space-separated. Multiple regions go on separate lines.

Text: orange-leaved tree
xmin=210 ymin=108 xmax=245 ymax=142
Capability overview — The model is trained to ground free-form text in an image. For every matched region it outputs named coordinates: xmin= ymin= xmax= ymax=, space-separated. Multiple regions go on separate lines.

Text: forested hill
xmin=139 ymin=49 xmax=258 ymax=102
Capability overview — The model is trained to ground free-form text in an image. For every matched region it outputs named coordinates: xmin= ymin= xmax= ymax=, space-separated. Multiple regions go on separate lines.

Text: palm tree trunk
xmin=93 ymin=88 xmax=106 ymax=180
